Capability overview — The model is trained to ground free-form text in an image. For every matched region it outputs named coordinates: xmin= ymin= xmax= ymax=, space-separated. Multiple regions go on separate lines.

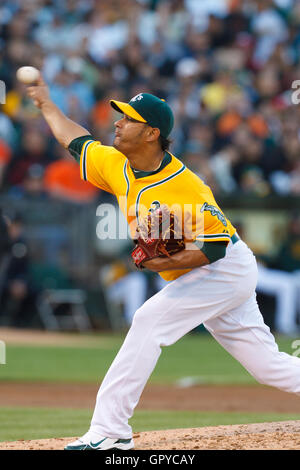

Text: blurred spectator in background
xmin=1 ymin=0 xmax=300 ymax=196
xmin=272 ymin=213 xmax=300 ymax=274
xmin=49 ymin=66 xmax=95 ymax=121
xmin=5 ymin=127 xmax=50 ymax=187
xmin=44 ymin=148 xmax=100 ymax=204
xmin=256 ymin=213 xmax=300 ymax=336
xmin=100 ymin=259 xmax=147 ymax=327
xmin=257 ymin=262 xmax=299 ymax=336
xmin=0 ymin=210 xmax=11 ymax=317
xmin=0 ymin=139 xmax=12 ymax=189
xmin=182 ymin=140 xmax=219 ymax=191
xmin=7 ymin=163 xmax=48 ymax=201
xmin=0 ymin=213 xmax=38 ymax=328
xmin=251 ymin=0 xmax=289 ymax=67
xmin=210 ymin=145 xmax=239 ymax=193
xmin=0 ymin=209 xmax=10 ymax=262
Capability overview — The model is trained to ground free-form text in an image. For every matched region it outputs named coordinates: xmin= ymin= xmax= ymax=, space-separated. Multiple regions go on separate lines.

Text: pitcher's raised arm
xmin=26 ymin=74 xmax=91 ymax=148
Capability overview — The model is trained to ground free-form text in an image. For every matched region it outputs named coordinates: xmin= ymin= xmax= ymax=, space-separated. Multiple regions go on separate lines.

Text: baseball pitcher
xmin=26 ymin=77 xmax=300 ymax=451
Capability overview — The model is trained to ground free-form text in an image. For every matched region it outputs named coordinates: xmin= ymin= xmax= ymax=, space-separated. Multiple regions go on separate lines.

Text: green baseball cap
xmin=110 ymin=93 xmax=174 ymax=139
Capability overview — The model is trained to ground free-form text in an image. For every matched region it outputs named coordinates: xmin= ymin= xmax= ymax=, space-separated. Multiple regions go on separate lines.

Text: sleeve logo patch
xmin=200 ymin=202 xmax=228 ymax=227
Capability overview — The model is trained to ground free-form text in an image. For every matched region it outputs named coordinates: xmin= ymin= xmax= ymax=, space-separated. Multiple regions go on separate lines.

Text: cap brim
xmin=110 ymin=100 xmax=147 ymax=123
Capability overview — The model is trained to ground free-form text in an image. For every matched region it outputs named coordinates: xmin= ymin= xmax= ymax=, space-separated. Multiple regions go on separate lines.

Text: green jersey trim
xmin=81 ymin=140 xmax=95 ymax=181
xmin=68 ymin=135 xmax=93 ymax=164
xmin=194 ymin=240 xmax=227 ymax=264
xmin=123 ymin=161 xmax=130 ymax=215
xmin=131 ymin=152 xmax=172 ymax=179
xmin=196 ymin=233 xmax=231 ymax=241
xmin=123 ymin=161 xmax=130 ymax=199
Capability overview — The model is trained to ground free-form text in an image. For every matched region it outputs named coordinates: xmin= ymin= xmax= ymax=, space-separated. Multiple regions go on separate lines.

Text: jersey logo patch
xmin=200 ymin=202 xmax=228 ymax=227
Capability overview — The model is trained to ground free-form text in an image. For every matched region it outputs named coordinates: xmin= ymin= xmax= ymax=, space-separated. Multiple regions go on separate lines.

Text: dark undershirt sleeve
xmin=68 ymin=135 xmax=94 ymax=163
xmin=193 ymin=240 xmax=227 ymax=264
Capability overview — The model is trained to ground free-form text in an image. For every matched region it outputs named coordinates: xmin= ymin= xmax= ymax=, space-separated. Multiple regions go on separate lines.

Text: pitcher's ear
xmin=146 ymin=127 xmax=160 ymax=143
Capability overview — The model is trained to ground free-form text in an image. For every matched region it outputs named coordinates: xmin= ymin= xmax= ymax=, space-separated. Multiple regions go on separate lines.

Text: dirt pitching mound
xmin=1 ymin=421 xmax=300 ymax=450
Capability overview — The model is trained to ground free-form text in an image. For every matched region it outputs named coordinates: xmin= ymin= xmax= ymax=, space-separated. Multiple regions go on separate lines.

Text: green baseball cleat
xmin=64 ymin=431 xmax=134 ymax=450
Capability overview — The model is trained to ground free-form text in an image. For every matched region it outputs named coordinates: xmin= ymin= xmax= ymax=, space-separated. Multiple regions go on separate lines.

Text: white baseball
xmin=16 ymin=66 xmax=40 ymax=85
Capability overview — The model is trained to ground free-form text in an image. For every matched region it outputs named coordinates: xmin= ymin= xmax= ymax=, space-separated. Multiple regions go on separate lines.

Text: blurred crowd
xmin=0 ymin=0 xmax=300 ymax=199
xmin=0 ymin=0 xmax=300 ymax=332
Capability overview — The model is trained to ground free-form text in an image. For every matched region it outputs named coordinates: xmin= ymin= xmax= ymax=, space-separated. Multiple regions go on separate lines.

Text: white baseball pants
xmin=90 ymin=240 xmax=300 ymax=438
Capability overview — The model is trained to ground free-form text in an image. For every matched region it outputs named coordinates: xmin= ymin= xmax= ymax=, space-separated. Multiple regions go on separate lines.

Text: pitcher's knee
xmin=131 ymin=303 xmax=160 ymax=330
xmin=251 ymin=355 xmax=300 ymax=395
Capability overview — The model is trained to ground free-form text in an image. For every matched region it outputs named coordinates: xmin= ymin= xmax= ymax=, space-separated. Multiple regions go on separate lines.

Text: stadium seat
xmin=37 ymin=289 xmax=92 ymax=331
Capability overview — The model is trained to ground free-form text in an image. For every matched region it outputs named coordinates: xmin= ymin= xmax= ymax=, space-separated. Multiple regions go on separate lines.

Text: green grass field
xmin=0 ymin=333 xmax=296 ymax=384
xmin=0 ymin=332 xmax=299 ymax=442
xmin=2 ymin=408 xmax=300 ymax=442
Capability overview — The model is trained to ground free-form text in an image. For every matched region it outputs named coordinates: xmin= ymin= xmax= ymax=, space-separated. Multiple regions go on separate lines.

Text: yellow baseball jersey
xmin=80 ymin=139 xmax=236 ymax=281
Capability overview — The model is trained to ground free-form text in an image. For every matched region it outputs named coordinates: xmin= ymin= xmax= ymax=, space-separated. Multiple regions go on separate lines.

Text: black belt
xmin=231 ymin=233 xmax=240 ymax=244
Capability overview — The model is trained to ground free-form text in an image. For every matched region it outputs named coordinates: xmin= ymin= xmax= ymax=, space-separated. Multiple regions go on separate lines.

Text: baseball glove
xmin=131 ymin=205 xmax=185 ymax=269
